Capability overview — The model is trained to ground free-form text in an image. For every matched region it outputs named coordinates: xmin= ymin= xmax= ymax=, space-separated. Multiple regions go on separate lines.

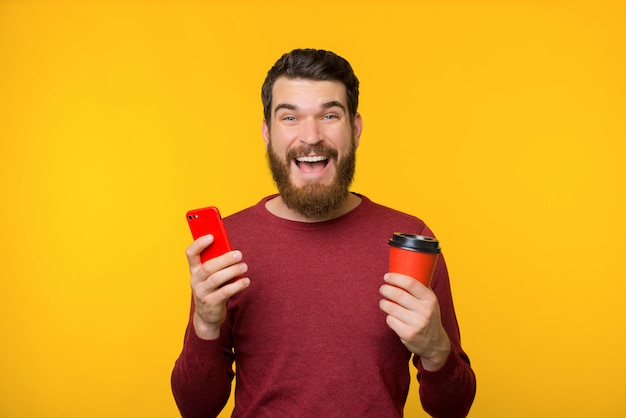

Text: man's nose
xmin=299 ymin=118 xmax=323 ymax=144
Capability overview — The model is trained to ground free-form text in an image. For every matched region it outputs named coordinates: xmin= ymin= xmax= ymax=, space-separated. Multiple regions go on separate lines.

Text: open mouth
xmin=294 ymin=155 xmax=330 ymax=174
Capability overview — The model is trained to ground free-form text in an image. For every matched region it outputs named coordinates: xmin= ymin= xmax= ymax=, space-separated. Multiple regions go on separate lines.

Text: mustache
xmin=286 ymin=144 xmax=339 ymax=160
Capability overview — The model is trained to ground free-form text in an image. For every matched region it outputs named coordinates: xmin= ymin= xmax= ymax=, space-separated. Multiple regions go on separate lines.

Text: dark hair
xmin=261 ymin=49 xmax=360 ymax=123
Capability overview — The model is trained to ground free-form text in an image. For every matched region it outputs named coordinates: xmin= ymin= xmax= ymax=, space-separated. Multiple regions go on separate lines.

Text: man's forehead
xmin=272 ymin=77 xmax=348 ymax=106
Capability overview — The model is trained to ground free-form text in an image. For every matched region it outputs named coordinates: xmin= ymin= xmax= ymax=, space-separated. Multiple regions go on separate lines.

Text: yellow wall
xmin=1 ymin=1 xmax=624 ymax=417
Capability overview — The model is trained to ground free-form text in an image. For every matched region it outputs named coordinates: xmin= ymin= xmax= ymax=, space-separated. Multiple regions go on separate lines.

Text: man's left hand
xmin=379 ymin=272 xmax=451 ymax=371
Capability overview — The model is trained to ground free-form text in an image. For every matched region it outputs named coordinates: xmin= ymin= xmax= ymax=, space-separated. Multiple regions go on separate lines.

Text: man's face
xmin=262 ymin=77 xmax=363 ymax=219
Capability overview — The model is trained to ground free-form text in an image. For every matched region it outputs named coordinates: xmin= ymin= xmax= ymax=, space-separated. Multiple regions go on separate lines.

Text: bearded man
xmin=172 ymin=48 xmax=476 ymax=418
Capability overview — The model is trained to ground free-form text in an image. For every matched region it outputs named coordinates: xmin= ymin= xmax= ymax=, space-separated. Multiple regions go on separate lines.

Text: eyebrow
xmin=322 ymin=101 xmax=347 ymax=112
xmin=273 ymin=101 xmax=347 ymax=117
xmin=273 ymin=103 xmax=297 ymax=116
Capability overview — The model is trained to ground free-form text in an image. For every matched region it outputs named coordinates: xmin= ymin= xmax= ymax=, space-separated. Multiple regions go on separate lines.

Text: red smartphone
xmin=186 ymin=206 xmax=234 ymax=264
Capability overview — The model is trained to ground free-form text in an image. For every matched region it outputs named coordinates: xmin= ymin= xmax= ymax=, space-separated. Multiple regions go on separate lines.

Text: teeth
xmin=296 ymin=156 xmax=328 ymax=163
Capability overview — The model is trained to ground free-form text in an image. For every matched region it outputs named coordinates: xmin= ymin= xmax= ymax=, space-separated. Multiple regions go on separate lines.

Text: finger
xmin=384 ymin=312 xmax=414 ymax=339
xmin=381 ymin=296 xmax=432 ymax=330
xmin=380 ymin=298 xmax=430 ymax=345
xmin=202 ymin=250 xmax=244 ymax=277
xmin=380 ymin=281 xmax=436 ymax=322
xmin=214 ymin=276 xmax=251 ymax=301
xmin=385 ymin=313 xmax=430 ymax=350
xmin=190 ymin=249 xmax=242 ymax=288
xmin=186 ymin=234 xmax=214 ymax=268
xmin=199 ymin=260 xmax=248 ymax=292
xmin=384 ymin=273 xmax=432 ymax=300
xmin=379 ymin=297 xmax=416 ymax=325
xmin=379 ymin=283 xmax=419 ymax=311
xmin=194 ymin=274 xmax=250 ymax=315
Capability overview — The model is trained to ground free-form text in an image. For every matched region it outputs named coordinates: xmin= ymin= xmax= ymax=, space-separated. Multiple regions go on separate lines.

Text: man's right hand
xmin=186 ymin=234 xmax=250 ymax=340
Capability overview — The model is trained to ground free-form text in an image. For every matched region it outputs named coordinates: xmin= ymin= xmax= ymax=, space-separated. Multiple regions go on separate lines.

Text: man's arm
xmin=171 ymin=303 xmax=235 ymax=418
xmin=171 ymin=236 xmax=250 ymax=418
xmin=415 ymin=254 xmax=476 ymax=418
xmin=380 ymin=242 xmax=476 ymax=417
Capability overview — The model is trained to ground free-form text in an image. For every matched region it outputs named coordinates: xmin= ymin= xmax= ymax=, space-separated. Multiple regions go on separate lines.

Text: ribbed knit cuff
xmin=182 ymin=325 xmax=227 ymax=368
xmin=416 ymin=346 xmax=461 ymax=380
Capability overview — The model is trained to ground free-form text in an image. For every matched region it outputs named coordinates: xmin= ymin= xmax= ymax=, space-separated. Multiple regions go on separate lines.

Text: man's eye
xmin=282 ymin=116 xmax=296 ymax=121
xmin=323 ymin=114 xmax=339 ymax=120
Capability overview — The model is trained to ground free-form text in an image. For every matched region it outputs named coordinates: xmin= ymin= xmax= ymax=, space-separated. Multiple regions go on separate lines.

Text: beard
xmin=266 ymin=138 xmax=357 ymax=220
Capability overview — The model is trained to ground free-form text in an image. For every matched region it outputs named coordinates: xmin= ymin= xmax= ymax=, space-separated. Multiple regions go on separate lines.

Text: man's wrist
xmin=193 ymin=313 xmax=221 ymax=340
xmin=420 ymin=337 xmax=452 ymax=371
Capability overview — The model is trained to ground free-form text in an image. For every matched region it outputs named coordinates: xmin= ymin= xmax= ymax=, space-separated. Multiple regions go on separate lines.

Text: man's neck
xmin=265 ymin=193 xmax=362 ymax=223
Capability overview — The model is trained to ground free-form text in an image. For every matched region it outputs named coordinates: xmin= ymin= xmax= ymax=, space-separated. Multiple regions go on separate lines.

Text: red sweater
xmin=172 ymin=195 xmax=475 ymax=417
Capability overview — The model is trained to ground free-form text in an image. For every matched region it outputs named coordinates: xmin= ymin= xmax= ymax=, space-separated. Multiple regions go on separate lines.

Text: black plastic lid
xmin=388 ymin=233 xmax=441 ymax=253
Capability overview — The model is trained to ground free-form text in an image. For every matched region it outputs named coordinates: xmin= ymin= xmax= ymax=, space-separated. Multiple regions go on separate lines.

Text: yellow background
xmin=1 ymin=1 xmax=624 ymax=417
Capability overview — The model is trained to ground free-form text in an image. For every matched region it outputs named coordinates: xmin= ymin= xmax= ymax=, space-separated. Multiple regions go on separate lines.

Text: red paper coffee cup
xmin=388 ymin=233 xmax=441 ymax=286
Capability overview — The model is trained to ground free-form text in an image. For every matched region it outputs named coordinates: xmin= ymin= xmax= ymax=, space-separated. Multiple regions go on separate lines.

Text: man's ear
xmin=353 ymin=112 xmax=363 ymax=148
xmin=261 ymin=119 xmax=270 ymax=149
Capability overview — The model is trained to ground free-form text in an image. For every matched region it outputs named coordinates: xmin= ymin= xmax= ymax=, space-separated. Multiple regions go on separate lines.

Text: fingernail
xmin=233 ymin=251 xmax=242 ymax=260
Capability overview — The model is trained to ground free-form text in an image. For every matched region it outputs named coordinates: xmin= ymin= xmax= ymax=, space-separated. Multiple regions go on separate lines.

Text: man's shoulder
xmin=222 ymin=195 xmax=275 ymax=225
xmin=348 ymin=194 xmax=430 ymax=237
xmin=360 ymin=194 xmax=425 ymax=223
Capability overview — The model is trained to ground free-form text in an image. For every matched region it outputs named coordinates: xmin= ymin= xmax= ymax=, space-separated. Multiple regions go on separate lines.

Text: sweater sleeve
xmin=413 ymin=227 xmax=477 ymax=417
xmin=171 ymin=300 xmax=235 ymax=418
